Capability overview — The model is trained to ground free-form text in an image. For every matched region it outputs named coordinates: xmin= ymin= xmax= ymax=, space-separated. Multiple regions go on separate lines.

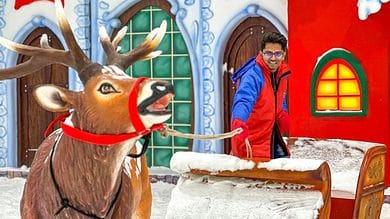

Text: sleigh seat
xmin=288 ymin=137 xmax=386 ymax=219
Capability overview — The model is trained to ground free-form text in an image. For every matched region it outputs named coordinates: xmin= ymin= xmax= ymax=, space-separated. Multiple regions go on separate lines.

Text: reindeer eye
xmin=98 ymin=83 xmax=118 ymax=94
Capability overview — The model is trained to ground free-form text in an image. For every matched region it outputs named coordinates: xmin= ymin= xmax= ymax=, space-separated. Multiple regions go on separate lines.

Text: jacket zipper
xmin=270 ymin=70 xmax=291 ymax=158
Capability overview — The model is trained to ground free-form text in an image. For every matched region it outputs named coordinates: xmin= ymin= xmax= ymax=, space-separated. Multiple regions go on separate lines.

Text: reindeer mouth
xmin=138 ymin=82 xmax=174 ymax=116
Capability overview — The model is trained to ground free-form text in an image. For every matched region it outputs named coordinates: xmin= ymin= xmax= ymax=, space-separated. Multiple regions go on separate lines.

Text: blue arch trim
xmin=167 ymin=0 xmax=202 ymax=152
xmin=3 ymin=16 xmax=79 ymax=167
xmin=199 ymin=0 xmax=216 ymax=153
xmin=0 ymin=0 xmax=9 ymax=167
xmin=92 ymin=0 xmax=140 ymax=63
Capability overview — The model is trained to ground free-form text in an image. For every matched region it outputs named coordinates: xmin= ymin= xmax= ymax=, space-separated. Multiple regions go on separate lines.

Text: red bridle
xmin=44 ymin=77 xmax=164 ymax=145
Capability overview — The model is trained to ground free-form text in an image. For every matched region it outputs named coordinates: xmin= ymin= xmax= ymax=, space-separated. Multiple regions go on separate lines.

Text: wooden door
xmin=223 ymin=17 xmax=278 ymax=154
xmin=17 ymin=28 xmax=68 ymax=166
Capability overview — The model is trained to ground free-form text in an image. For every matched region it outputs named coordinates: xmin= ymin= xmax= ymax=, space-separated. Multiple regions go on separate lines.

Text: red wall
xmin=288 ymin=1 xmax=390 ymax=184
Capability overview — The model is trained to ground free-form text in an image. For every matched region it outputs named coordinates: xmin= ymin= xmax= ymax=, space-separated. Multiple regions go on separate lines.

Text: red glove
xmin=277 ymin=110 xmax=290 ymax=134
xmin=231 ymin=118 xmax=249 ymax=157
xmin=231 ymin=118 xmax=249 ymax=141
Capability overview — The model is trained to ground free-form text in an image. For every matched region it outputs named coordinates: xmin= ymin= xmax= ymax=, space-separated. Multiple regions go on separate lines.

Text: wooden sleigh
xmin=167 ymin=138 xmax=386 ymax=219
xmin=288 ymin=137 xmax=387 ymax=219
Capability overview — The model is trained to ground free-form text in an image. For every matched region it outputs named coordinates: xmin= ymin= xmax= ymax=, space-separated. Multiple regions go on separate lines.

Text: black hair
xmin=261 ymin=32 xmax=287 ymax=51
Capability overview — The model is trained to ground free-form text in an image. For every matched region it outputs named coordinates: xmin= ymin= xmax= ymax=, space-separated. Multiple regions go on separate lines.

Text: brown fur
xmin=0 ymin=1 xmax=171 ymax=218
xmin=20 ymin=129 xmax=153 ymax=218
xmin=18 ymin=73 xmax=172 ymax=218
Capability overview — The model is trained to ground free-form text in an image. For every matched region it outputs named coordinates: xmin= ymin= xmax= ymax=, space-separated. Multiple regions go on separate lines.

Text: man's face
xmin=260 ymin=43 xmax=285 ymax=72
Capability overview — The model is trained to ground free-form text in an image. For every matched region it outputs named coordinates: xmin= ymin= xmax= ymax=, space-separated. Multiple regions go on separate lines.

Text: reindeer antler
xmin=99 ymin=20 xmax=167 ymax=70
xmin=0 ymin=35 xmax=70 ymax=80
xmin=54 ymin=0 xmax=91 ymax=72
xmin=0 ymin=0 xmax=165 ymax=82
xmin=0 ymin=0 xmax=94 ymax=83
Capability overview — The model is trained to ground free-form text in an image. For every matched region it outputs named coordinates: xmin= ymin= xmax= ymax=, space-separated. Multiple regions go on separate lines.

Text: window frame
xmin=115 ymin=0 xmax=194 ymax=167
xmin=311 ymin=49 xmax=367 ymax=116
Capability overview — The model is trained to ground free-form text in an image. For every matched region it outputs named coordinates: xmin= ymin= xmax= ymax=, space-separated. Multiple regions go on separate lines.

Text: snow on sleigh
xmin=166 ymin=138 xmax=386 ymax=219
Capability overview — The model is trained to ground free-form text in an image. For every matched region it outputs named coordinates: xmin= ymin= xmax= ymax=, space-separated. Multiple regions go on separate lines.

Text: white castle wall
xmin=2 ymin=1 xmax=78 ymax=40
xmin=0 ymin=0 xmax=286 ymax=167
xmin=0 ymin=0 xmax=88 ymax=167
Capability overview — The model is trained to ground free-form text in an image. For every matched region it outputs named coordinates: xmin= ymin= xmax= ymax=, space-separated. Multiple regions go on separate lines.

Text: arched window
xmin=311 ymin=50 xmax=367 ymax=116
xmin=117 ymin=1 xmax=193 ymax=167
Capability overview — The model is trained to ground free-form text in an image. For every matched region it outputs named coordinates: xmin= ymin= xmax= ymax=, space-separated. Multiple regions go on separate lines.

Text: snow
xmin=1 ymin=138 xmax=389 ymax=218
xmin=150 ymin=181 xmax=177 ymax=218
xmin=171 ymin=150 xmax=325 ymax=173
xmin=167 ymin=174 xmax=323 ymax=219
xmin=0 ymin=177 xmax=176 ymax=219
xmin=358 ymin=0 xmax=389 ymax=20
xmin=289 ymin=137 xmax=377 ymax=194
xmin=257 ymin=158 xmax=324 ymax=171
xmin=170 ymin=151 xmax=255 ymax=174
xmin=1 ymin=177 xmax=389 ymax=218
xmin=169 ymin=152 xmax=323 ymax=218
xmin=171 ymin=137 xmax=379 ymax=195
xmin=0 ymin=177 xmax=25 ymax=218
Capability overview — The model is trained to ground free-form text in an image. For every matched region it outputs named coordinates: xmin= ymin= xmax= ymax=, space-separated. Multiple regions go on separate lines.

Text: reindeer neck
xmin=51 ymin=123 xmax=136 ymax=215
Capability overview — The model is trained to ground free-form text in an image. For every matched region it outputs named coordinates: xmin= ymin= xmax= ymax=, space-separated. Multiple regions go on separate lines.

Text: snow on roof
xmin=170 ymin=152 xmax=255 ymax=174
xmin=358 ymin=0 xmax=389 ymax=20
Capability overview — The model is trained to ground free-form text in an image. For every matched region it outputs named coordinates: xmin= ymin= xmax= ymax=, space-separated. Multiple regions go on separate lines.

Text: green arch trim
xmin=310 ymin=49 xmax=368 ymax=116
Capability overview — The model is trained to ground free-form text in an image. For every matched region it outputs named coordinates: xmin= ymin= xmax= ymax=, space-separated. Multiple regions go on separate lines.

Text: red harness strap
xmin=44 ymin=77 xmax=164 ymax=146
xmin=59 ymin=122 xmax=163 ymax=145
xmin=44 ymin=113 xmax=70 ymax=137
xmin=128 ymin=77 xmax=147 ymax=133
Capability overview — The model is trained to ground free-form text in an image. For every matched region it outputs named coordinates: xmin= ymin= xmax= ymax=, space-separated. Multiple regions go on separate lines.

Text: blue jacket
xmin=230 ymin=55 xmax=291 ymax=159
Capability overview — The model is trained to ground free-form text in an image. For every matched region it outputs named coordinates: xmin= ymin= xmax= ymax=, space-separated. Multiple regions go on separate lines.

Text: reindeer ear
xmin=33 ymin=85 xmax=75 ymax=112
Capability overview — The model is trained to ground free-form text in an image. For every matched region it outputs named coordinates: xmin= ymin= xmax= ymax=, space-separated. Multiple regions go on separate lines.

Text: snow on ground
xmin=0 ymin=177 xmax=25 ymax=218
xmin=150 ymin=181 xmax=176 ymax=218
xmin=0 ymin=177 xmax=389 ymax=218
xmin=0 ymin=177 xmax=176 ymax=219
xmin=1 ymin=138 xmax=389 ymax=219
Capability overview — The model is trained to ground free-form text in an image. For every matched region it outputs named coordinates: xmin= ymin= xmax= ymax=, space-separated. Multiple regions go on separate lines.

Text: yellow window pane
xmin=317 ymin=80 xmax=337 ymax=96
xmin=339 ymin=64 xmax=355 ymax=79
xmin=321 ymin=64 xmax=337 ymax=79
xmin=340 ymin=97 xmax=361 ymax=110
xmin=317 ymin=97 xmax=338 ymax=110
xmin=339 ymin=80 xmax=360 ymax=95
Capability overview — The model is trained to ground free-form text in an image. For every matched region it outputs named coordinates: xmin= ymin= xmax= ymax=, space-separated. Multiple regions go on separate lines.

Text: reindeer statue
xmin=0 ymin=0 xmax=173 ymax=218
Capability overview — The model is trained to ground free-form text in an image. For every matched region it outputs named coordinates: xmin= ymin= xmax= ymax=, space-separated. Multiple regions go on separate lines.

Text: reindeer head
xmin=0 ymin=0 xmax=174 ymax=136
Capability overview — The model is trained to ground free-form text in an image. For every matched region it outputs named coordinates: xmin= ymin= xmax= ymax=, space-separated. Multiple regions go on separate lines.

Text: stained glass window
xmin=120 ymin=5 xmax=192 ymax=167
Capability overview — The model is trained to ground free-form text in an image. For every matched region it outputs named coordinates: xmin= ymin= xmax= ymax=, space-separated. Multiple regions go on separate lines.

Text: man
xmin=230 ymin=32 xmax=291 ymax=159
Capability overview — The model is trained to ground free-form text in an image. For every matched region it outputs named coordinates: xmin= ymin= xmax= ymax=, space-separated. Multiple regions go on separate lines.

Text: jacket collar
xmin=255 ymin=54 xmax=290 ymax=77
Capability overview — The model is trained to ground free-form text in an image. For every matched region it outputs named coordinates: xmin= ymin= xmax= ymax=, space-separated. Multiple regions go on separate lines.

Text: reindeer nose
xmin=152 ymin=82 xmax=175 ymax=94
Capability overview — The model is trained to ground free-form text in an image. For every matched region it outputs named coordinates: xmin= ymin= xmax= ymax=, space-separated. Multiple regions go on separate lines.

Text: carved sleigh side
xmin=288 ymin=137 xmax=386 ymax=219
xmin=353 ymin=145 xmax=386 ymax=218
xmin=168 ymin=152 xmax=331 ymax=218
